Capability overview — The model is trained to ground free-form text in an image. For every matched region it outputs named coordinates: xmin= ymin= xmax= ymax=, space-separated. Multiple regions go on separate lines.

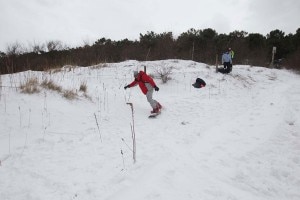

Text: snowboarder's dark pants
xmin=218 ymin=62 xmax=232 ymax=74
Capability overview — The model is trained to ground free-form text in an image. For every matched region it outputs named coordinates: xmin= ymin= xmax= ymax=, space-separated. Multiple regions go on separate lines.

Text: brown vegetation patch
xmin=20 ymin=77 xmax=40 ymax=94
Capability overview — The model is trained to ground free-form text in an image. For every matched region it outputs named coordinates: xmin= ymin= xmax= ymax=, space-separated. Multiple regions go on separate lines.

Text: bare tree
xmin=0 ymin=51 xmax=5 ymax=57
xmin=6 ymin=42 xmax=24 ymax=55
xmin=82 ymin=38 xmax=91 ymax=48
xmin=30 ymin=42 xmax=45 ymax=53
xmin=46 ymin=40 xmax=64 ymax=52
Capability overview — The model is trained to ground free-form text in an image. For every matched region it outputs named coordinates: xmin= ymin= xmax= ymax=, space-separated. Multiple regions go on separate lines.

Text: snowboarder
xmin=218 ymin=49 xmax=232 ymax=74
xmin=124 ymin=70 xmax=162 ymax=114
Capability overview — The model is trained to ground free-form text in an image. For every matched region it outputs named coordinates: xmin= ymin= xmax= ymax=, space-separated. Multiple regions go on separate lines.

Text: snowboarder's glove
xmin=124 ymin=85 xmax=130 ymax=90
xmin=154 ymin=86 xmax=159 ymax=91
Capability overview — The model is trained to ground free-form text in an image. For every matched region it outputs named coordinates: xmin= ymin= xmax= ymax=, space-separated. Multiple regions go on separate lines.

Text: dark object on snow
xmin=217 ymin=64 xmax=232 ymax=74
xmin=192 ymin=78 xmax=206 ymax=88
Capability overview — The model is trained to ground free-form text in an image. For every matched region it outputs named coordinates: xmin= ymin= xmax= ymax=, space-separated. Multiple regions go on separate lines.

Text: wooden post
xmin=270 ymin=46 xmax=276 ymax=68
xmin=192 ymin=41 xmax=195 ymax=61
xmin=146 ymin=48 xmax=151 ymax=61
xmin=215 ymin=54 xmax=218 ymax=73
xmin=145 ymin=47 xmax=150 ymax=73
xmin=126 ymin=103 xmax=136 ymax=163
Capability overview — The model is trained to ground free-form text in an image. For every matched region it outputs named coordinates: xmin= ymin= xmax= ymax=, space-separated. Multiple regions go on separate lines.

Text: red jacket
xmin=129 ymin=71 xmax=157 ymax=95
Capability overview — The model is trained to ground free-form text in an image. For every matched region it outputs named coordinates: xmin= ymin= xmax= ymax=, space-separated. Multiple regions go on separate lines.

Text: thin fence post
xmin=126 ymin=103 xmax=136 ymax=163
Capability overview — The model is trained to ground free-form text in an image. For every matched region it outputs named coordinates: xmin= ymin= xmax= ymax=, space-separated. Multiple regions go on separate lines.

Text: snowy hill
xmin=1 ymin=60 xmax=300 ymax=200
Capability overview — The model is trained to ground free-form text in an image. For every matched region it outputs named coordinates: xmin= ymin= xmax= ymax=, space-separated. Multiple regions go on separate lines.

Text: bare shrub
xmin=6 ymin=42 xmax=24 ymax=55
xmin=155 ymin=66 xmax=173 ymax=83
xmin=46 ymin=40 xmax=64 ymax=51
xmin=41 ymin=79 xmax=62 ymax=92
xmin=20 ymin=77 xmax=40 ymax=94
xmin=30 ymin=42 xmax=45 ymax=53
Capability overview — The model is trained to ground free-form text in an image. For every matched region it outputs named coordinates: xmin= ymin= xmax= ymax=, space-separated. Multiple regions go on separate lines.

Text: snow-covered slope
xmin=1 ymin=60 xmax=300 ymax=200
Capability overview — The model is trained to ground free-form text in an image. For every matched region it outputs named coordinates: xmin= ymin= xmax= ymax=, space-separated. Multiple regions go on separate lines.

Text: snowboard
xmin=148 ymin=111 xmax=161 ymax=118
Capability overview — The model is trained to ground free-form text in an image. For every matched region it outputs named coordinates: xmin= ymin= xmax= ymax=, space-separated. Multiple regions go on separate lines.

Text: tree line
xmin=1 ymin=28 xmax=300 ymax=74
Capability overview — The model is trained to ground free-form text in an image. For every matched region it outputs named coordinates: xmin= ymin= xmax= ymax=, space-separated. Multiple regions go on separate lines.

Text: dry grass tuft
xmin=79 ymin=81 xmax=87 ymax=92
xmin=90 ymin=63 xmax=108 ymax=70
xmin=63 ymin=89 xmax=77 ymax=100
xmin=19 ymin=76 xmax=81 ymax=101
xmin=50 ymin=68 xmax=63 ymax=74
xmin=20 ymin=77 xmax=40 ymax=94
xmin=41 ymin=79 xmax=62 ymax=92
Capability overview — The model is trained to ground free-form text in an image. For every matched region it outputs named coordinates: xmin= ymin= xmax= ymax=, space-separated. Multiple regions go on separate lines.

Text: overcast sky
xmin=1 ymin=0 xmax=299 ymax=52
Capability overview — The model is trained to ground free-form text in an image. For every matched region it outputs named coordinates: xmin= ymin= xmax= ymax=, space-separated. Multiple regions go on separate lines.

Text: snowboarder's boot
xmin=157 ymin=102 xmax=162 ymax=110
xmin=151 ymin=107 xmax=159 ymax=114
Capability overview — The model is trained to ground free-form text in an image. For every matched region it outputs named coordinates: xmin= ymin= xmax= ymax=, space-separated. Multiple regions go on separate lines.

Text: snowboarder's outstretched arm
xmin=124 ymin=78 xmax=139 ymax=89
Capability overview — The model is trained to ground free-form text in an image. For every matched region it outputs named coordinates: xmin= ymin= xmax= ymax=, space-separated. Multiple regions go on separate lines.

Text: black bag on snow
xmin=192 ymin=78 xmax=206 ymax=88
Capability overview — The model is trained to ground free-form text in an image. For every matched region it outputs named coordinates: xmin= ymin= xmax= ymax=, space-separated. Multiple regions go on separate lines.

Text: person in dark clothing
xmin=218 ymin=49 xmax=233 ymax=74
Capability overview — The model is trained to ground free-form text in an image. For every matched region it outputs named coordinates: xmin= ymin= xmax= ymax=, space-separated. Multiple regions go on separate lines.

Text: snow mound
xmin=1 ymin=60 xmax=300 ymax=200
